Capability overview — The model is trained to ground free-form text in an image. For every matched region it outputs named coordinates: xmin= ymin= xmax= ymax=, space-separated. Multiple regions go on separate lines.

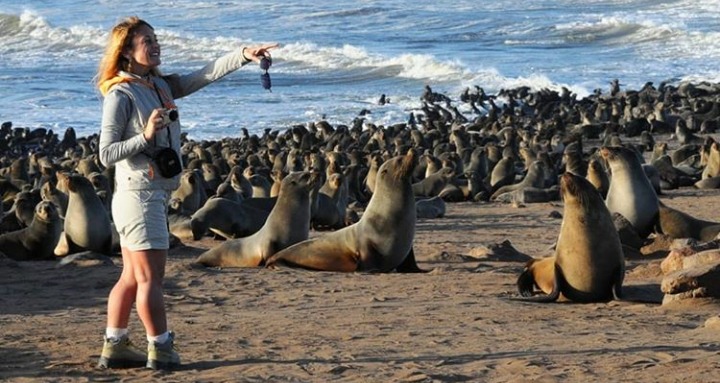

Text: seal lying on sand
xmin=516 ymin=172 xmax=625 ymax=302
xmin=194 ymin=171 xmax=318 ymax=268
xmin=266 ymin=151 xmax=425 ymax=273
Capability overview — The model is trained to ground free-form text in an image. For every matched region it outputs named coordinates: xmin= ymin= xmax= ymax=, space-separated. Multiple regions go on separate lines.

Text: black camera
xmin=160 ymin=108 xmax=179 ymax=126
xmin=153 ymin=147 xmax=182 ymax=178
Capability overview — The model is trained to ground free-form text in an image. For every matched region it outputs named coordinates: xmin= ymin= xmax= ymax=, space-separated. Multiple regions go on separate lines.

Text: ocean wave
xmin=303 ymin=6 xmax=388 ymax=19
xmin=0 ymin=11 xmax=105 ymax=60
xmin=554 ymin=16 xmax=679 ymax=45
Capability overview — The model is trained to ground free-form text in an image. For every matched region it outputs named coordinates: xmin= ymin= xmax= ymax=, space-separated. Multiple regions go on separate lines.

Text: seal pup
xmin=53 ymin=173 xmax=113 ymax=256
xmin=266 ymin=152 xmax=425 ymax=273
xmin=516 ymin=173 xmax=625 ymax=302
xmin=0 ymin=200 xmax=62 ymax=261
xmin=194 ymin=171 xmax=318 ymax=268
xmin=602 ymin=146 xmax=659 ymax=238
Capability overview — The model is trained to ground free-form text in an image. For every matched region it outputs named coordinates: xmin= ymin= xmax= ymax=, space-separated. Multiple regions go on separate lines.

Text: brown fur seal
xmin=194 ymin=171 xmax=318 ymax=267
xmin=313 ymin=172 xmax=349 ymax=230
xmin=416 ymin=196 xmax=446 ymax=219
xmin=53 ymin=173 xmax=113 ymax=256
xmin=586 ymin=157 xmax=609 ymax=198
xmin=516 ymin=172 xmax=625 ymax=302
xmin=171 ymin=170 xmax=207 ymax=215
xmin=490 ymin=160 xmax=546 ymax=200
xmin=656 ymin=202 xmax=720 ymax=242
xmin=0 ymin=200 xmax=62 ymax=261
xmin=265 ymin=152 xmax=425 ymax=273
xmin=412 ymin=166 xmax=455 ymax=197
xmin=190 ymin=197 xmax=270 ymax=240
xmin=602 ymin=146 xmax=659 ymax=238
xmin=40 ymin=176 xmax=68 ymax=218
xmin=701 ymin=141 xmax=720 ymax=179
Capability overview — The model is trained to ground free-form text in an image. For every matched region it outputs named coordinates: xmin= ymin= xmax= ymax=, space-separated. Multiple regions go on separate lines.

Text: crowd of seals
xmin=1 ymin=78 xmax=719 ymax=300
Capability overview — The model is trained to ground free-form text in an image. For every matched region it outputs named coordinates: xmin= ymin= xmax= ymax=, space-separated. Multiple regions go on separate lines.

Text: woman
xmin=96 ymin=16 xmax=277 ymax=370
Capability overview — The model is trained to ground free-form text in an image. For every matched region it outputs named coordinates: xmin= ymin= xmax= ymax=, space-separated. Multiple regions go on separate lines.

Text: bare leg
xmin=106 ymin=247 xmax=138 ymax=329
xmin=130 ymin=249 xmax=168 ymax=337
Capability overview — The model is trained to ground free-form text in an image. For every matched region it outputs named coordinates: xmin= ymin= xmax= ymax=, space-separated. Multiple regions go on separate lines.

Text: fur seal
xmin=265 ymin=152 xmax=425 ymax=273
xmin=516 ymin=172 xmax=625 ymax=302
xmin=194 ymin=171 xmax=318 ymax=267
xmin=0 ymin=200 xmax=62 ymax=261
xmin=190 ymin=197 xmax=270 ymax=240
xmin=416 ymin=196 xmax=446 ymax=219
xmin=53 ymin=173 xmax=113 ymax=256
xmin=586 ymin=157 xmax=609 ymax=198
xmin=490 ymin=160 xmax=546 ymax=200
xmin=412 ymin=166 xmax=455 ymax=197
xmin=602 ymin=146 xmax=659 ymax=238
xmin=656 ymin=202 xmax=720 ymax=242
xmin=171 ymin=170 xmax=207 ymax=215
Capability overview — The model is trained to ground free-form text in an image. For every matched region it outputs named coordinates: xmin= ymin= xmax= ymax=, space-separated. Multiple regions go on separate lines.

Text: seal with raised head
xmin=265 ymin=151 xmax=425 ymax=273
xmin=0 ymin=200 xmax=62 ymax=261
xmin=516 ymin=172 xmax=625 ymax=302
xmin=602 ymin=146 xmax=659 ymax=238
xmin=194 ymin=171 xmax=318 ymax=267
xmin=53 ymin=173 xmax=113 ymax=256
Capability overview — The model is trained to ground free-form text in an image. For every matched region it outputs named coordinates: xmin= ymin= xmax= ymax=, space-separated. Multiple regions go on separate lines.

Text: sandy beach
xmin=2 ymin=180 xmax=720 ymax=382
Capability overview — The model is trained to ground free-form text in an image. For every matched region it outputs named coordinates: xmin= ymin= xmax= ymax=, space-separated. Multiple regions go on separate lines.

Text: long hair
xmin=96 ymin=16 xmax=161 ymax=95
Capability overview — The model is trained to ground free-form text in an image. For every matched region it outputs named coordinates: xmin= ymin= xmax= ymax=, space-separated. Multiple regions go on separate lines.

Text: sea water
xmin=1 ymin=0 xmax=719 ymax=140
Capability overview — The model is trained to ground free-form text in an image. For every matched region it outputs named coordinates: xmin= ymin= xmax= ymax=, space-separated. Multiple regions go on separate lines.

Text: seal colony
xmin=1 ymin=79 xmax=720 ymax=300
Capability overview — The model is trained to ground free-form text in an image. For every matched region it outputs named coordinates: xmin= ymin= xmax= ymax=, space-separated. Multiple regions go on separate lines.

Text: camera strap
xmin=150 ymin=80 xmax=174 ymax=150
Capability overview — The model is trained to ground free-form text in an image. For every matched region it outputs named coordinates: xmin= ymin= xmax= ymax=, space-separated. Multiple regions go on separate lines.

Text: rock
xmin=661 ymin=261 xmax=720 ymax=296
xmin=661 ymin=249 xmax=720 ymax=275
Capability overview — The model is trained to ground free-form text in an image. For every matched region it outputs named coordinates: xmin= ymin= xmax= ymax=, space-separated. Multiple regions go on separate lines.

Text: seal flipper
xmin=512 ymin=263 xmax=563 ymax=302
xmin=516 ymin=265 xmax=536 ymax=297
xmin=395 ymin=247 xmax=427 ymax=273
xmin=265 ymin=237 xmax=360 ymax=272
xmin=612 ymin=265 xmax=624 ymax=300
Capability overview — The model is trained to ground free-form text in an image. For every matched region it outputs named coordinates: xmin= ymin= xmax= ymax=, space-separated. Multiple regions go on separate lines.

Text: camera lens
xmin=168 ymin=109 xmax=179 ymax=121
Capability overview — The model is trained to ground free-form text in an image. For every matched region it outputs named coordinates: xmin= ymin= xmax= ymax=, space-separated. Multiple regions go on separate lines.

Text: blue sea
xmin=1 ymin=0 xmax=719 ymax=140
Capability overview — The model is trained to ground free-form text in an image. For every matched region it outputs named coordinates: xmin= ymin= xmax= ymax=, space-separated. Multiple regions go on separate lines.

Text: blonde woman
xmin=96 ymin=16 xmax=277 ymax=370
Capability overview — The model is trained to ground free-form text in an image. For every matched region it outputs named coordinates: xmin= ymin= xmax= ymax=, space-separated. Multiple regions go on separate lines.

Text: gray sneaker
xmin=146 ymin=331 xmax=181 ymax=370
xmin=97 ymin=335 xmax=147 ymax=369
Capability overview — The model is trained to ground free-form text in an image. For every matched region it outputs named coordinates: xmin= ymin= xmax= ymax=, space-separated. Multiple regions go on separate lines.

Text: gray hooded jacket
xmin=99 ymin=48 xmax=250 ymax=191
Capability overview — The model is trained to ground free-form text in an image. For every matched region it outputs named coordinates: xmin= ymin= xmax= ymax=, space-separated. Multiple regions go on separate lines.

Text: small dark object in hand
xmin=259 ymin=56 xmax=272 ymax=92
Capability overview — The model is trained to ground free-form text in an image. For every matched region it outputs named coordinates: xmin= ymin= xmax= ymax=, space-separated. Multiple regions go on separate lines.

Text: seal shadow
xmin=621 ymin=283 xmax=663 ymax=304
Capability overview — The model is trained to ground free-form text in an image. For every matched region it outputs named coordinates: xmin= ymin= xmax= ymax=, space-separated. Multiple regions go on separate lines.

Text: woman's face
xmin=125 ymin=24 xmax=161 ymax=75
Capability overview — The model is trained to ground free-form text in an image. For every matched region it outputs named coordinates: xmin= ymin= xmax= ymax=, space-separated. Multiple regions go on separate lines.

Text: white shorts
xmin=112 ymin=189 xmax=170 ymax=251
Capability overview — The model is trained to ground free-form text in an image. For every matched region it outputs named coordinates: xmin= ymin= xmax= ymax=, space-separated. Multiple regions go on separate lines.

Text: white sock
xmin=105 ymin=327 xmax=128 ymax=340
xmin=147 ymin=331 xmax=170 ymax=344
